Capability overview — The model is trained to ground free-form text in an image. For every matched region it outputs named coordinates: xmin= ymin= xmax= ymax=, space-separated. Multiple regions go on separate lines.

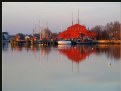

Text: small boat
xmin=76 ymin=39 xmax=81 ymax=44
xmin=76 ymin=38 xmax=93 ymax=45
xmin=57 ymin=40 xmax=72 ymax=45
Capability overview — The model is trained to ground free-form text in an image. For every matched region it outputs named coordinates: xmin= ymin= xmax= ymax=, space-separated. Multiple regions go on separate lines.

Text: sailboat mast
xmin=72 ymin=12 xmax=73 ymax=25
xmin=47 ymin=21 xmax=48 ymax=29
xmin=39 ymin=20 xmax=41 ymax=40
xmin=33 ymin=29 xmax=34 ymax=36
xmin=34 ymin=24 xmax=36 ymax=35
xmin=78 ymin=9 xmax=79 ymax=24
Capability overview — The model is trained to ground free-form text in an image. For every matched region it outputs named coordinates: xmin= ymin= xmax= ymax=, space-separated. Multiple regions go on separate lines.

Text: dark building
xmin=2 ymin=32 xmax=10 ymax=42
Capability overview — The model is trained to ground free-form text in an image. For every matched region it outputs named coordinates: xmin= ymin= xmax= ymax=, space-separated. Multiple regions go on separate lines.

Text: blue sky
xmin=2 ymin=2 xmax=121 ymax=35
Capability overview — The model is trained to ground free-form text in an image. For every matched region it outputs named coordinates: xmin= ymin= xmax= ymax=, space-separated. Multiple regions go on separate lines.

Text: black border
xmin=1 ymin=1 xmax=121 ymax=91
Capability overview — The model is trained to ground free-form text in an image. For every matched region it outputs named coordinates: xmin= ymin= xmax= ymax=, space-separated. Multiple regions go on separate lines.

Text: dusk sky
xmin=2 ymin=2 xmax=121 ymax=35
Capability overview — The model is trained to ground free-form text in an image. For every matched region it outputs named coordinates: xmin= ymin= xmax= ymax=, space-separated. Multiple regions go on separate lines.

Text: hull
xmin=57 ymin=40 xmax=72 ymax=45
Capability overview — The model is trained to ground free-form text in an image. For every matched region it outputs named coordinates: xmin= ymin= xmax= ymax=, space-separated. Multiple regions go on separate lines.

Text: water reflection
xmin=58 ymin=45 xmax=96 ymax=63
xmin=4 ymin=43 xmax=121 ymax=61
xmin=2 ymin=44 xmax=120 ymax=91
xmin=95 ymin=44 xmax=121 ymax=60
xmin=2 ymin=42 xmax=9 ymax=51
xmin=40 ymin=46 xmax=51 ymax=56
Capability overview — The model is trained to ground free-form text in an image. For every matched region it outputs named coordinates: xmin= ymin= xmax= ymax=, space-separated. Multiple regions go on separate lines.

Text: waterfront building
xmin=58 ymin=11 xmax=97 ymax=40
xmin=15 ymin=33 xmax=25 ymax=41
xmin=58 ymin=24 xmax=97 ymax=40
xmin=40 ymin=28 xmax=52 ymax=40
xmin=2 ymin=32 xmax=10 ymax=42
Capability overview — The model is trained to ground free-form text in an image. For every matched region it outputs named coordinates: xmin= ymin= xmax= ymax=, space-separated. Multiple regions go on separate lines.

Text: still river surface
xmin=2 ymin=43 xmax=121 ymax=91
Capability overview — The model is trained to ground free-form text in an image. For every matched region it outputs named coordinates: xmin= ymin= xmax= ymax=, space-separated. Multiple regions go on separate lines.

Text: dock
xmin=10 ymin=38 xmax=58 ymax=46
xmin=9 ymin=38 xmax=121 ymax=47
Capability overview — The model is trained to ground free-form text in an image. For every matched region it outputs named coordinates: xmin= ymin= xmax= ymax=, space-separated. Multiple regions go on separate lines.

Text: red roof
xmin=58 ymin=24 xmax=97 ymax=39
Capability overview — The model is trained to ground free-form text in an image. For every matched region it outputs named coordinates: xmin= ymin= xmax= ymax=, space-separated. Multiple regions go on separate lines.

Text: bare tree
xmin=91 ymin=21 xmax=121 ymax=40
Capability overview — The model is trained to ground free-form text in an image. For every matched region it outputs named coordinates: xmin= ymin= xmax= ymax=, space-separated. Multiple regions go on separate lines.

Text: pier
xmin=10 ymin=38 xmax=58 ymax=46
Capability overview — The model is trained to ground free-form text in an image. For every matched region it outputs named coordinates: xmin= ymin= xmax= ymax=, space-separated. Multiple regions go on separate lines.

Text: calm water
xmin=2 ymin=43 xmax=121 ymax=91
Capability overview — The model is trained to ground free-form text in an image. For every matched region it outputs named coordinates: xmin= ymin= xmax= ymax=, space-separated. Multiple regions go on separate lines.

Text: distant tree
xmin=104 ymin=21 xmax=121 ymax=39
xmin=90 ymin=25 xmax=104 ymax=40
xmin=51 ymin=33 xmax=58 ymax=38
xmin=91 ymin=21 xmax=121 ymax=40
xmin=101 ymin=31 xmax=109 ymax=40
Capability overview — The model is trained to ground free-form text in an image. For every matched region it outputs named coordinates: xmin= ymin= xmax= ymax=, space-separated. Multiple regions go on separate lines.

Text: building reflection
xmin=15 ymin=46 xmax=23 ymax=52
xmin=58 ymin=45 xmax=96 ymax=63
xmin=2 ymin=42 xmax=9 ymax=51
xmin=58 ymin=45 xmax=96 ymax=73
xmin=9 ymin=44 xmax=120 ymax=61
xmin=40 ymin=46 xmax=51 ymax=57
xmin=28 ymin=45 xmax=39 ymax=52
xmin=10 ymin=43 xmax=23 ymax=52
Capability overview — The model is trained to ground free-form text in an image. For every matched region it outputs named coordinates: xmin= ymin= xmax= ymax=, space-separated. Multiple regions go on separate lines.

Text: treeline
xmin=90 ymin=21 xmax=121 ymax=40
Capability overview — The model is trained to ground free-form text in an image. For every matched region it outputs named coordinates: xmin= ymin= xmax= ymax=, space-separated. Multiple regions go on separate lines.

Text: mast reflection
xmin=58 ymin=45 xmax=96 ymax=74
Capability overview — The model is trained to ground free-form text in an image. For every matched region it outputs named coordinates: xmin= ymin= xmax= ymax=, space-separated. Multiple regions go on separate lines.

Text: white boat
xmin=57 ymin=40 xmax=72 ymax=45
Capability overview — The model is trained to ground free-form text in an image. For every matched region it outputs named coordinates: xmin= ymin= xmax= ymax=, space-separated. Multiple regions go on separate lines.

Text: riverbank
xmin=96 ymin=40 xmax=121 ymax=44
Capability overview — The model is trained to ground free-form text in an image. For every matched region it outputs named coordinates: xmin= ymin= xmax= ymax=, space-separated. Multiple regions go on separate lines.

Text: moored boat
xmin=76 ymin=38 xmax=93 ymax=45
xmin=57 ymin=40 xmax=72 ymax=45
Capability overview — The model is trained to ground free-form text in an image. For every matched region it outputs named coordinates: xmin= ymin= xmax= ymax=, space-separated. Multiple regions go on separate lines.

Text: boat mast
xmin=33 ymin=28 xmax=34 ymax=37
xmin=39 ymin=20 xmax=41 ymax=40
xmin=47 ymin=21 xmax=48 ymax=29
xmin=72 ymin=12 xmax=73 ymax=26
xmin=35 ymin=24 xmax=36 ymax=34
xmin=78 ymin=9 xmax=80 ymax=24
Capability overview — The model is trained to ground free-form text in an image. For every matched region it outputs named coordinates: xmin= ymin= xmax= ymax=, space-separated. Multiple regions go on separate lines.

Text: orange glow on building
xmin=58 ymin=24 xmax=97 ymax=40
